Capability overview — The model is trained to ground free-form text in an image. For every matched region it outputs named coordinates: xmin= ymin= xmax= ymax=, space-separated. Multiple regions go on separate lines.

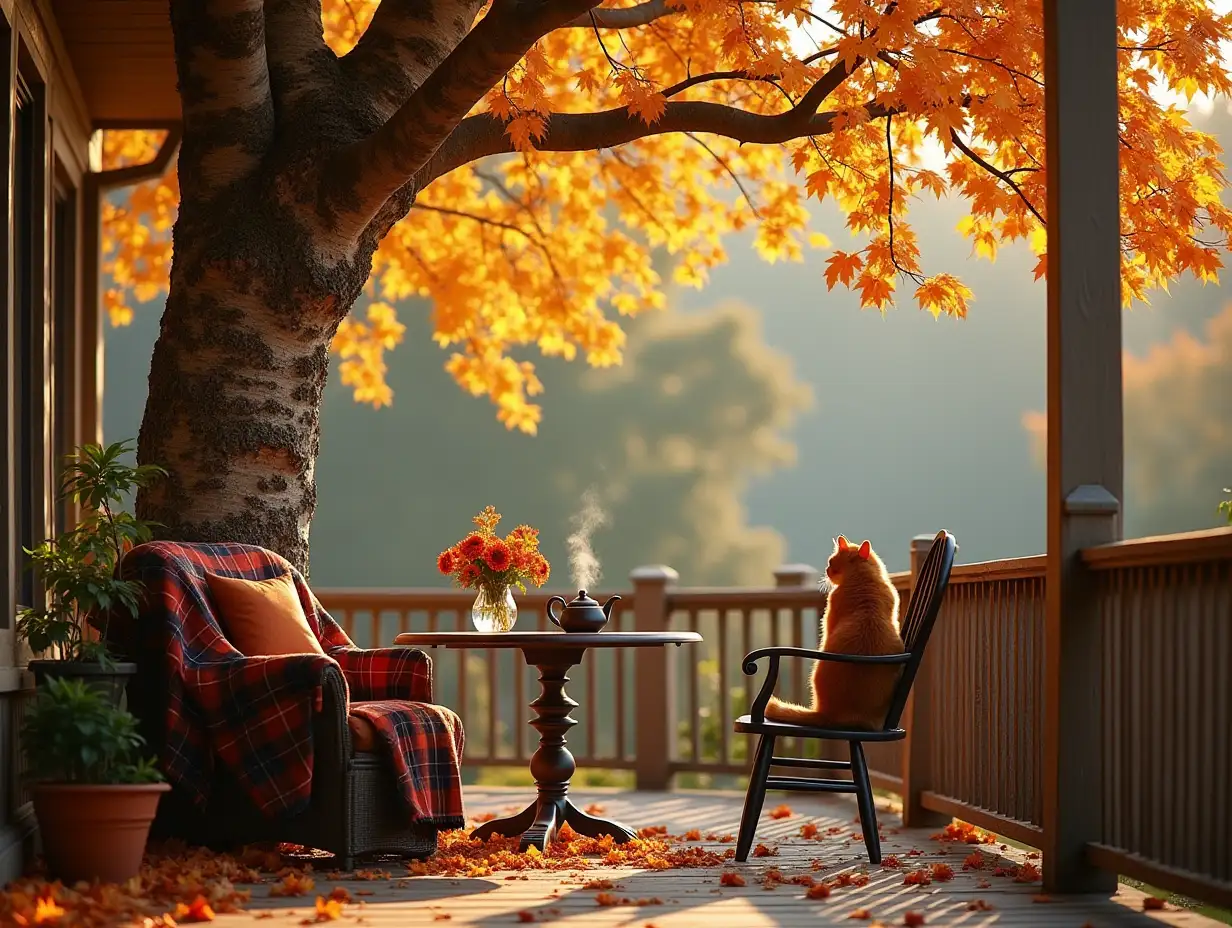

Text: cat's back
xmin=823 ymin=573 xmax=902 ymax=654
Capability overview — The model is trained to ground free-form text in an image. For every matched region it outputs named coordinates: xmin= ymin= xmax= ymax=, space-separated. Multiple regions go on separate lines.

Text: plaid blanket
xmin=116 ymin=541 xmax=465 ymax=828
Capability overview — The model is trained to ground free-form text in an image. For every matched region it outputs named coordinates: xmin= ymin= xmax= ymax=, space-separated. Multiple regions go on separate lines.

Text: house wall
xmin=0 ymin=0 xmax=94 ymax=884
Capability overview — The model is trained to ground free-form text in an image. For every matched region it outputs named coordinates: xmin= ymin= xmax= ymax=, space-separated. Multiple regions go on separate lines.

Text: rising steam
xmin=566 ymin=488 xmax=609 ymax=591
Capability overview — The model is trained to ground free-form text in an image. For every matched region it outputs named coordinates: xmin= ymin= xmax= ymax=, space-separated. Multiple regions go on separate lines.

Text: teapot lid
xmin=568 ymin=589 xmax=598 ymax=606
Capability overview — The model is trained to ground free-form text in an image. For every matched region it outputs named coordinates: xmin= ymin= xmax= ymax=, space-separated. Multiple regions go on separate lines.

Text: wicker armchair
xmin=115 ymin=542 xmax=465 ymax=869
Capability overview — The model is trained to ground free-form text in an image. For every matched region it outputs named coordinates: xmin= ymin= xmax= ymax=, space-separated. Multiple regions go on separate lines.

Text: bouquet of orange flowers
xmin=437 ymin=506 xmax=550 ymax=593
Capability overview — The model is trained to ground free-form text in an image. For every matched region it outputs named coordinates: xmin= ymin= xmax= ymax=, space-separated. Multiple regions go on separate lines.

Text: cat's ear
xmin=857 ymin=540 xmax=872 ymax=560
xmin=836 ymin=535 xmax=849 ymax=551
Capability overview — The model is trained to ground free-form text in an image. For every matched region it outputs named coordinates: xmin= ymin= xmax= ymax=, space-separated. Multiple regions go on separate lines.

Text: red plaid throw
xmin=117 ymin=541 xmax=465 ymax=828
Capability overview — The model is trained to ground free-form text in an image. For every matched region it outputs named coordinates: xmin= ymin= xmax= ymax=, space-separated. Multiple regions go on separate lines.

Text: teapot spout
xmin=601 ymin=594 xmax=622 ymax=619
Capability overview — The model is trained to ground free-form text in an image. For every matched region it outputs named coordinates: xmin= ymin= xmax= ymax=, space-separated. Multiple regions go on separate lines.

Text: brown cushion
xmin=205 ymin=571 xmax=325 ymax=657
xmin=348 ymin=710 xmax=380 ymax=753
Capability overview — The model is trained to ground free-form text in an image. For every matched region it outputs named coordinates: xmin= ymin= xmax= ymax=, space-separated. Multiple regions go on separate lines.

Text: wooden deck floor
xmin=221 ymin=788 xmax=1221 ymax=927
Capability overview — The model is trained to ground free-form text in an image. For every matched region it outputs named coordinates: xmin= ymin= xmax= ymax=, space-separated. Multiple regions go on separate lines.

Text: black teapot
xmin=546 ymin=590 xmax=621 ymax=633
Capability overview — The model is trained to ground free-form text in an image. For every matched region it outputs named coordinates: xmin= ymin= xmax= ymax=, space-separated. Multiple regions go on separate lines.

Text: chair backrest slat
xmin=883 ymin=530 xmax=957 ymax=729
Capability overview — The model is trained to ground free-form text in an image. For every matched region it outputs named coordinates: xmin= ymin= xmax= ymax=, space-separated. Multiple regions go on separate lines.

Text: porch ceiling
xmin=52 ymin=0 xmax=179 ymax=125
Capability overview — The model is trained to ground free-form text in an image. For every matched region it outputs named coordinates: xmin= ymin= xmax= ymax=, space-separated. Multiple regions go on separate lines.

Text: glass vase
xmin=471 ymin=585 xmax=518 ymax=633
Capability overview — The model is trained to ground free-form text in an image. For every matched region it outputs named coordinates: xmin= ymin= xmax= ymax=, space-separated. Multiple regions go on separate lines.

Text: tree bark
xmin=135 ymin=181 xmax=373 ymax=571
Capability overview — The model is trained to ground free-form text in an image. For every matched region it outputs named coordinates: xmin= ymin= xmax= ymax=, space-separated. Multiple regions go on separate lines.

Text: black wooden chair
xmin=733 ymin=530 xmax=957 ymax=864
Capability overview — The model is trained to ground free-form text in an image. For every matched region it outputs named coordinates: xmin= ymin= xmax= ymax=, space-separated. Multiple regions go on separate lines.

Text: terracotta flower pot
xmin=33 ymin=782 xmax=170 ymax=884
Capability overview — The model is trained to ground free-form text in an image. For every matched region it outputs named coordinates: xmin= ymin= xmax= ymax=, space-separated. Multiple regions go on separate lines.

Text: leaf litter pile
xmin=1 ymin=822 xmax=736 ymax=925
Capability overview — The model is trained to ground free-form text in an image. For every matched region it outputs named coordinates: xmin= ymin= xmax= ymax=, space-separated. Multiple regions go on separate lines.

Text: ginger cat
xmin=764 ymin=535 xmax=904 ymax=730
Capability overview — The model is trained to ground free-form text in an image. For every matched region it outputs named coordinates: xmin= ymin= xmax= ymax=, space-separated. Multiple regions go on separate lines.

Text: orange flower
xmin=458 ymin=563 xmax=481 ymax=587
xmin=459 ymin=533 xmax=486 ymax=559
xmin=437 ymin=548 xmax=459 ymax=575
xmin=485 ymin=540 xmax=512 ymax=572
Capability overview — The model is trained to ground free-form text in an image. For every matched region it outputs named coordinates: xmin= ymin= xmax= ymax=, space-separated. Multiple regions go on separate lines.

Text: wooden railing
xmin=315 ymin=526 xmax=1232 ymax=908
xmin=1082 ymin=530 xmax=1232 ymax=908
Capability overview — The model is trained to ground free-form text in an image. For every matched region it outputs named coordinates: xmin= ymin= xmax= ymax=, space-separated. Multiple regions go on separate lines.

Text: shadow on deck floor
xmin=224 ymin=787 xmax=1222 ymax=927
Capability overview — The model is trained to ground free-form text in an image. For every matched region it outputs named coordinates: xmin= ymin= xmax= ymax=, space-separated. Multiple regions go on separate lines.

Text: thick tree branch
xmin=264 ymin=0 xmax=335 ymax=106
xmin=169 ymin=0 xmax=274 ymax=198
xmin=323 ymin=0 xmax=603 ymax=240
xmin=343 ymin=0 xmax=488 ymax=119
xmin=562 ymin=0 xmax=681 ymax=28
xmin=418 ymin=99 xmax=900 ymax=184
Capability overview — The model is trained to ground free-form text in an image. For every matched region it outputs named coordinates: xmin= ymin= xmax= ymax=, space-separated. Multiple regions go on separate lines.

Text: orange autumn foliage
xmin=100 ymin=1 xmax=1232 ymax=431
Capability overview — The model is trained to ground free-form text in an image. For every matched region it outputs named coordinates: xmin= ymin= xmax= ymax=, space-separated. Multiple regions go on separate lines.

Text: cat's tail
xmin=763 ymin=696 xmax=822 ymax=725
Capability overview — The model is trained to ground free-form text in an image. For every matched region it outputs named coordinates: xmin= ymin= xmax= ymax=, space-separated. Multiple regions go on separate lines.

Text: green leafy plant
xmin=17 ymin=441 xmax=165 ymax=664
xmin=1221 ymin=488 xmax=1231 ymax=524
xmin=22 ymin=677 xmax=163 ymax=784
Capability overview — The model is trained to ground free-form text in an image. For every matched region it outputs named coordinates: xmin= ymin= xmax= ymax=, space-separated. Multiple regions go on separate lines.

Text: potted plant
xmin=18 ymin=440 xmax=165 ymax=705
xmin=23 ymin=676 xmax=169 ymax=884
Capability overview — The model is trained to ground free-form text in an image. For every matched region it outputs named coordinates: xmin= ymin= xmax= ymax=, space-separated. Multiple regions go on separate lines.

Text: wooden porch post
xmin=631 ymin=565 xmax=677 ymax=791
xmin=1042 ymin=0 xmax=1122 ymax=894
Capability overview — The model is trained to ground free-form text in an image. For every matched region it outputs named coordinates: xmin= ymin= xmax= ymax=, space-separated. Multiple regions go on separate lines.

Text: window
xmin=12 ymin=68 xmax=46 ymax=611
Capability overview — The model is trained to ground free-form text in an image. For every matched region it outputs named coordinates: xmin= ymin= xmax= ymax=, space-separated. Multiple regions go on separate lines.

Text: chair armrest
xmin=741 ymin=648 xmax=912 ymax=724
xmin=325 ymin=645 xmax=434 ymax=703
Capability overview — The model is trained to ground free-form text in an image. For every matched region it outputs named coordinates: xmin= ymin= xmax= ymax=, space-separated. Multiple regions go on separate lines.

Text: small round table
xmin=393 ymin=630 xmax=701 ymax=851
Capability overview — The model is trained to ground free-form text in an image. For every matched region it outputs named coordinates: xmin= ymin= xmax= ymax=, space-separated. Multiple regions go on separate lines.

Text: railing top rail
xmin=946 ymin=555 xmax=1047 ymax=583
xmin=666 ymin=588 xmax=821 ymax=610
xmin=1082 ymin=526 xmax=1232 ymax=569
xmin=315 ymin=588 xmax=633 ymax=610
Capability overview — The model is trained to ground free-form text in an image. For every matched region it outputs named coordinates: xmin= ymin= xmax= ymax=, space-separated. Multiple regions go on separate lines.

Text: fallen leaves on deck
xmin=931 ymin=821 xmax=997 ymax=845
xmin=1143 ymin=896 xmax=1167 ymax=910
xmin=405 ymin=824 xmax=735 ymax=877
xmin=768 ymin=804 xmax=794 ymax=819
xmin=594 ymin=892 xmax=663 ymax=906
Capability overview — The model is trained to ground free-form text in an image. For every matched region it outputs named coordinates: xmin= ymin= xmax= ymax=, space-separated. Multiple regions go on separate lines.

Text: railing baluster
xmin=718 ymin=608 xmax=730 ymax=767
xmin=688 ymin=608 xmax=700 ymax=763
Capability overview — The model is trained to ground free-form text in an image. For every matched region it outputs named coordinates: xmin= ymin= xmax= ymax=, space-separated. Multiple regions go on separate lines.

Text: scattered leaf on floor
xmin=848 ymin=909 xmax=873 ymax=920
xmin=800 ymin=823 xmax=820 ymax=839
xmin=769 ymin=804 xmax=794 ymax=819
xmin=902 ymin=869 xmax=931 ymax=886
xmin=930 ymin=863 xmax=954 ymax=882
xmin=805 ymin=883 xmax=832 ymax=900
xmin=719 ymin=872 xmax=745 ymax=887
xmin=1143 ymin=896 xmax=1167 ymax=911
xmin=752 ymin=843 xmax=778 ymax=857
xmin=903 ymin=912 xmax=926 ymax=926
xmin=174 ymin=895 xmax=217 ymax=922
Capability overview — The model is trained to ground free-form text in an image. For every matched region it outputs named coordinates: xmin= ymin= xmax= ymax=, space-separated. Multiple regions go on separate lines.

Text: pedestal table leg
xmin=468 ymin=648 xmax=639 ymax=851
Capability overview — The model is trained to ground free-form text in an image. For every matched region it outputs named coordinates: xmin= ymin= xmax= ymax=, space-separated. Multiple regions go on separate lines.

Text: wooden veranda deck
xmin=218 ymin=788 xmax=1223 ymax=926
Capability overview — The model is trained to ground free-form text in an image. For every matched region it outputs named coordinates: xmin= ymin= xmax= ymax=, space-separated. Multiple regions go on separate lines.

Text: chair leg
xmin=736 ymin=734 xmax=776 ymax=862
xmin=849 ymin=741 xmax=881 ymax=865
